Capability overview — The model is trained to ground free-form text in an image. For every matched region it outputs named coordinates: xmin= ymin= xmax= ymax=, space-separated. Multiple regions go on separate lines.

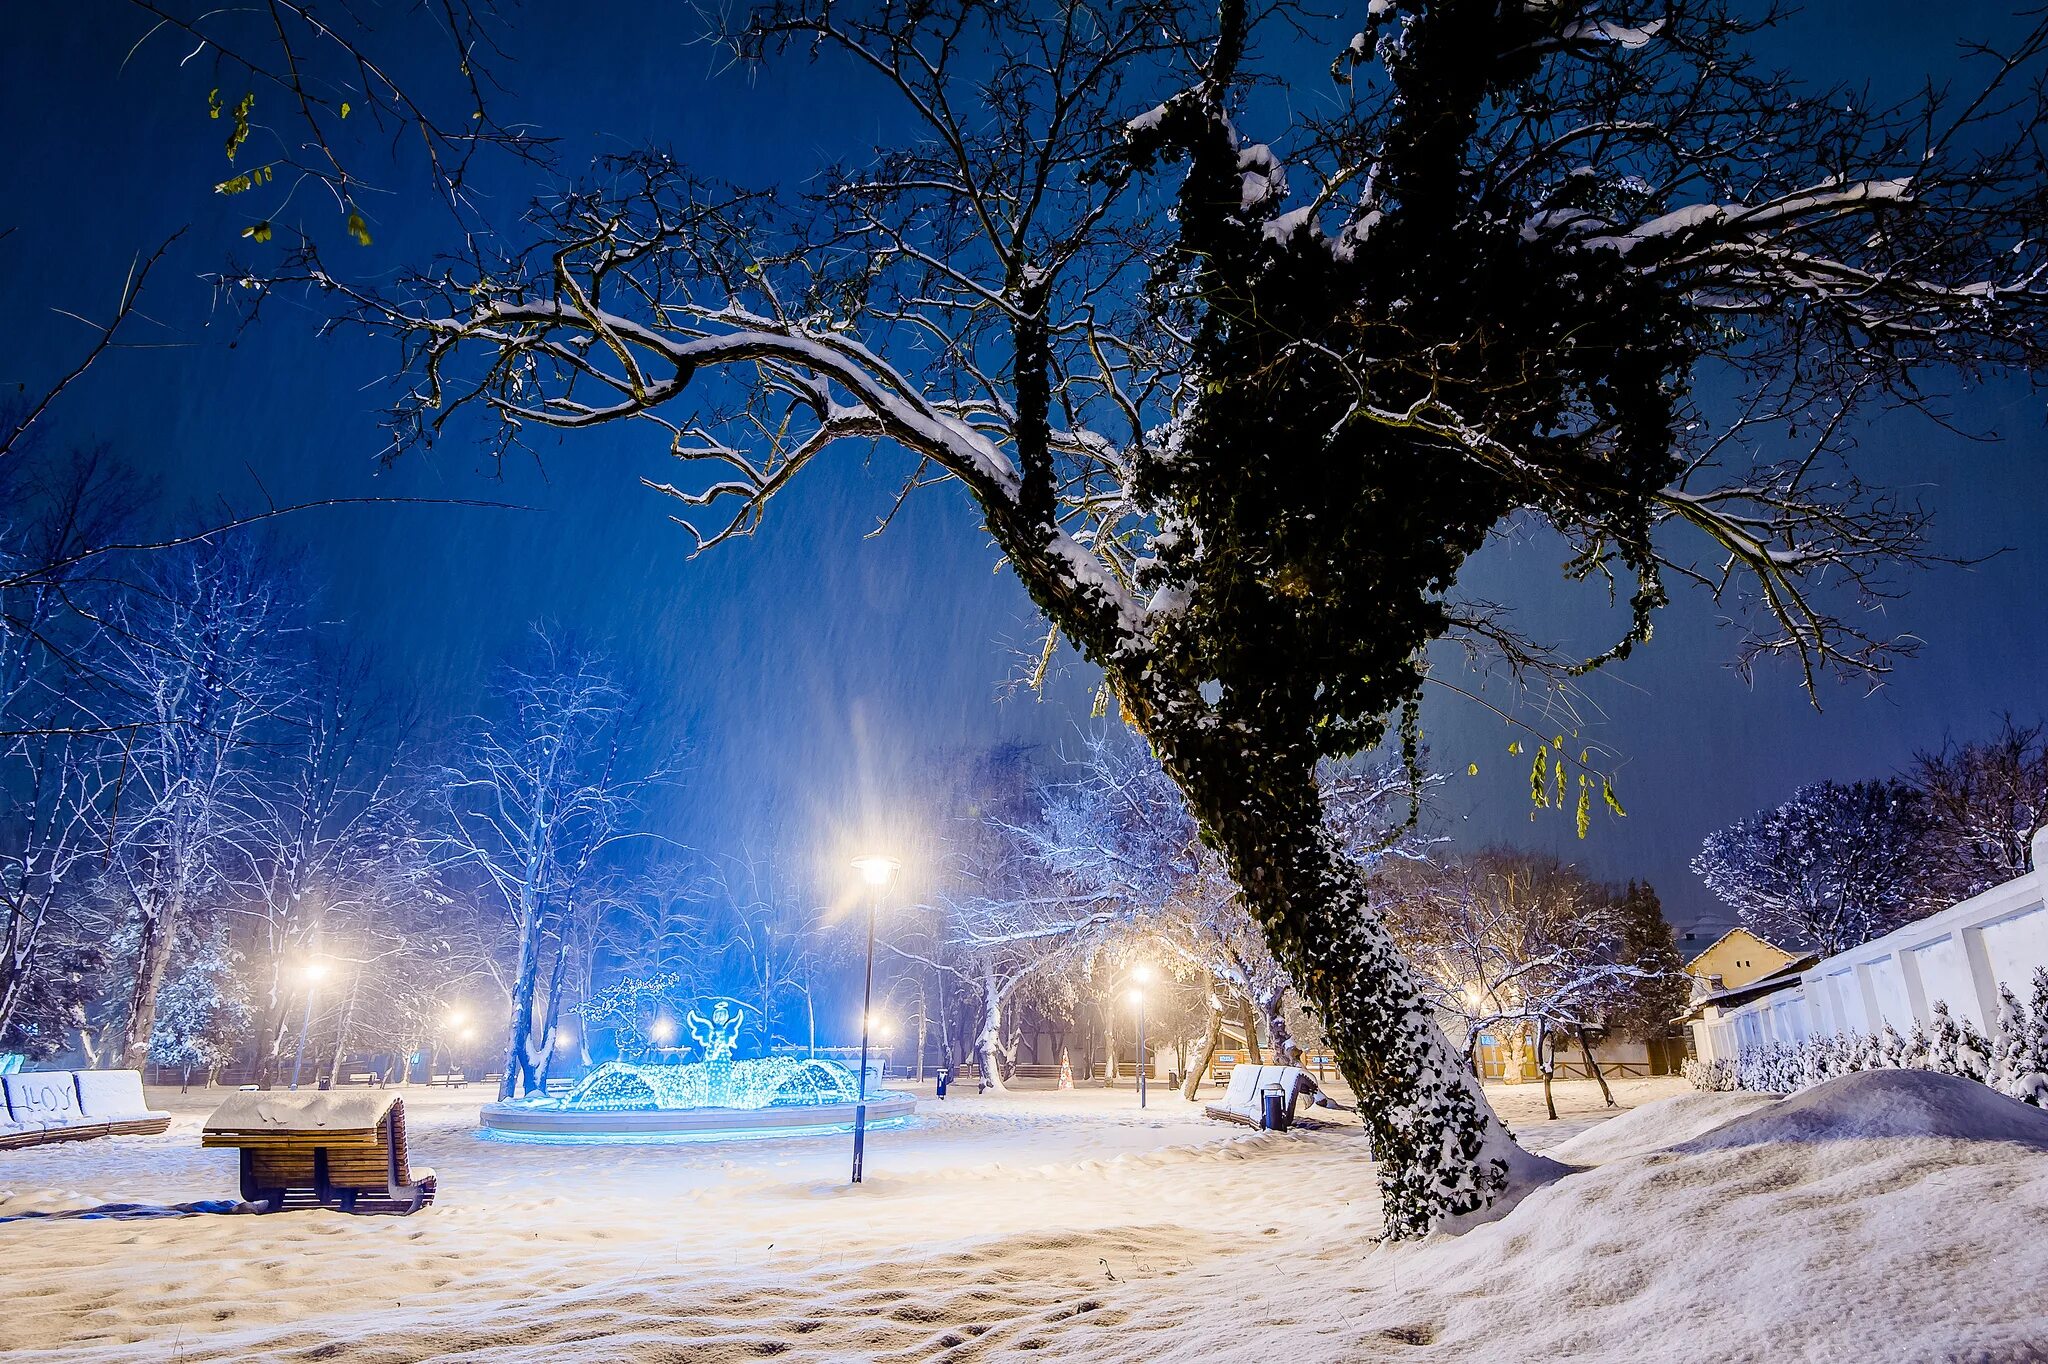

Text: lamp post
xmin=1129 ymin=964 xmax=1153 ymax=1109
xmin=849 ymin=853 xmax=898 ymax=1185
xmin=289 ymin=961 xmax=328 ymax=1091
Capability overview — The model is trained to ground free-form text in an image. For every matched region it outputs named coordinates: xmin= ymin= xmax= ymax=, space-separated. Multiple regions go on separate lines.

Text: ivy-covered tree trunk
xmin=1167 ymin=746 xmax=1555 ymax=1238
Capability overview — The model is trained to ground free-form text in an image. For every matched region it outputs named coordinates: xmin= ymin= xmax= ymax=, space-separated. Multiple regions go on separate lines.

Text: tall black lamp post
xmin=849 ymin=854 xmax=898 ymax=1184
xmin=1129 ymin=964 xmax=1153 ymax=1108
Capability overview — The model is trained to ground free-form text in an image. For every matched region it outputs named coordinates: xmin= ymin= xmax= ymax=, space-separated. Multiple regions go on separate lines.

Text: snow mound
xmin=1547 ymin=1090 xmax=1778 ymax=1165
xmin=1679 ymin=1069 xmax=2048 ymax=1152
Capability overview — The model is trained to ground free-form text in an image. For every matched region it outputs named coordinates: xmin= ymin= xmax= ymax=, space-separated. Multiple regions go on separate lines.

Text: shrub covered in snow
xmin=1688 ymin=968 xmax=2048 ymax=1106
xmin=1681 ymin=1057 xmax=1738 ymax=1092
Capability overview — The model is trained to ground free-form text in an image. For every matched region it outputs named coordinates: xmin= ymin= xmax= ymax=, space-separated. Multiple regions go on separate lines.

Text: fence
xmin=1690 ymin=829 xmax=2048 ymax=1063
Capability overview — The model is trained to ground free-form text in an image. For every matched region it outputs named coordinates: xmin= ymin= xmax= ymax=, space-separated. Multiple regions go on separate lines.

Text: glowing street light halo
xmin=851 ymin=854 xmax=900 ymax=888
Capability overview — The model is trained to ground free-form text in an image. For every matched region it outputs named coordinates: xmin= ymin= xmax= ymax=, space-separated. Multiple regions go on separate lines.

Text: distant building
xmin=1683 ymin=927 xmax=1798 ymax=994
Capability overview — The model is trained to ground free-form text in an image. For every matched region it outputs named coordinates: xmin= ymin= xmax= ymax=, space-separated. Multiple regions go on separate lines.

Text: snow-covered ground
xmin=2 ymin=1072 xmax=2045 ymax=1362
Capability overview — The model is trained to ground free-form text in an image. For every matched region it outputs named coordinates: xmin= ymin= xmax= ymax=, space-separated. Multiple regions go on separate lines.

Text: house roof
xmin=1677 ymin=954 xmax=1820 ymax=1022
xmin=1681 ymin=926 xmax=1796 ymax=976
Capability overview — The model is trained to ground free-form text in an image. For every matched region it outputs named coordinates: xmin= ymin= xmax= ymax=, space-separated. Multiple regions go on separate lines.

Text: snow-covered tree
xmin=1694 ymin=780 xmax=1938 ymax=959
xmin=1910 ymin=717 xmax=2048 ymax=903
xmin=0 ymin=449 xmax=140 ymax=1048
xmin=148 ymin=927 xmax=254 ymax=1089
xmin=1381 ymin=849 xmax=1653 ymax=1110
xmin=694 ymin=850 xmax=840 ymax=1054
xmin=435 ymin=627 xmax=672 ymax=1098
xmin=92 ymin=541 xmax=303 ymax=1068
xmin=229 ymin=650 xmax=439 ymax=1087
xmin=320 ymin=0 xmax=2048 ymax=1236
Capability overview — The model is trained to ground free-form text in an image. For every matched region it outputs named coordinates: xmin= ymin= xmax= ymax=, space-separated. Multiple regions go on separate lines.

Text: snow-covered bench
xmin=0 ymin=1069 xmax=173 ymax=1149
xmin=1201 ymin=1064 xmax=1348 ymax=1130
xmin=202 ymin=1091 xmax=437 ymax=1214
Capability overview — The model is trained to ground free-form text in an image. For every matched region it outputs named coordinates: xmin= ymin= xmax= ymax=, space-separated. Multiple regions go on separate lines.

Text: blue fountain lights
xmin=546 ymin=1054 xmax=865 ymax=1113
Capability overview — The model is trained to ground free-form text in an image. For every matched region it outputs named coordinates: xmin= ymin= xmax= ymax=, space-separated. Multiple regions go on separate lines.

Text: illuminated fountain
xmin=478 ymin=994 xmax=916 ymax=1143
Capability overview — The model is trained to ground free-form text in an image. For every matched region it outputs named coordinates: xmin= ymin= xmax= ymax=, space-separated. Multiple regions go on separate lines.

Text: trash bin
xmin=1261 ymin=1083 xmax=1288 ymax=1131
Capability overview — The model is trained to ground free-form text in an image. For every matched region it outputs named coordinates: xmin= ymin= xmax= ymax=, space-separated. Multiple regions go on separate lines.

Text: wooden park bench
xmin=1202 ymin=1064 xmax=1352 ymax=1130
xmin=1 ymin=1070 xmax=172 ymax=1149
xmin=202 ymin=1092 xmax=437 ymax=1214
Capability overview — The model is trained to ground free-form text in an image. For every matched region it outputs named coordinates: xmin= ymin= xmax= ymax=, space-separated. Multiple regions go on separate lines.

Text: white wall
xmin=1692 ymin=829 xmax=2048 ymax=1062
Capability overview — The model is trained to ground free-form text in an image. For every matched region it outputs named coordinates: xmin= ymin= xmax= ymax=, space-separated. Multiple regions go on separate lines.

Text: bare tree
xmin=88 ymin=540 xmax=303 ymax=1068
xmin=1381 ymin=850 xmax=1651 ymax=1117
xmin=1911 ymin=716 xmax=2048 ymax=903
xmin=696 ymin=849 xmax=838 ymax=1053
xmin=434 ymin=627 xmax=670 ymax=1098
xmin=320 ymin=0 xmax=2048 ymax=1235
xmin=225 ymin=649 xmax=435 ymax=1086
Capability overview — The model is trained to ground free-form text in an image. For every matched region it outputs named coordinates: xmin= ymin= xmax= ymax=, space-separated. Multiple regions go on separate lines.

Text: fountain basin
xmin=476 ymin=1054 xmax=917 ymax=1144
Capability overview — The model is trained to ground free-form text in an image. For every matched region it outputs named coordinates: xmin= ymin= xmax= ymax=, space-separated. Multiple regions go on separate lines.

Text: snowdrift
xmin=1677 ymin=1067 xmax=2048 ymax=1151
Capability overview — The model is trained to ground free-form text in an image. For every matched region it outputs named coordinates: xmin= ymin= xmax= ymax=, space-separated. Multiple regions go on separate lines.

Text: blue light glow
xmin=524 ymin=1055 xmax=865 ymax=1113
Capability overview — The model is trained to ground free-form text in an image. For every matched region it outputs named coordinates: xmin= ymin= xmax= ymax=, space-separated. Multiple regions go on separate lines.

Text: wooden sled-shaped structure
xmin=203 ymin=1091 xmax=437 ymax=1214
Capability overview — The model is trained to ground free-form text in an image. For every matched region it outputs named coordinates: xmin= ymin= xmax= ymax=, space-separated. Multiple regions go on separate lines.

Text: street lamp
xmin=849 ymin=853 xmax=898 ymax=1185
xmin=289 ymin=960 xmax=329 ymax=1091
xmin=1129 ymin=964 xmax=1154 ymax=1109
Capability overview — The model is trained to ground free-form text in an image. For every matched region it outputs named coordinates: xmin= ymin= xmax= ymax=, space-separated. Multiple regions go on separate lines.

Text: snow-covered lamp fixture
xmin=851 ymin=854 xmax=899 ymax=887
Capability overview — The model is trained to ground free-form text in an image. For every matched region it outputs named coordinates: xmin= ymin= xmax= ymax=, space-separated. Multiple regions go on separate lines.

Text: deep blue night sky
xmin=4 ymin=1 xmax=2045 ymax=934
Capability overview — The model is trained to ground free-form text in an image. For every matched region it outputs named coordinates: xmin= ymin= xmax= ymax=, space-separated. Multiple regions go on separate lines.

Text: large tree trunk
xmin=1578 ymin=1026 xmax=1617 ymax=1107
xmin=1237 ymin=995 xmax=1263 ymax=1065
xmin=1258 ymin=986 xmax=1297 ymax=1065
xmin=325 ymin=972 xmax=362 ymax=1090
xmin=253 ymin=960 xmax=291 ymax=1090
xmin=1184 ymin=993 xmax=1227 ymax=1100
xmin=501 ymin=910 xmax=546 ymax=1100
xmin=973 ymin=963 xmax=1010 ymax=1093
xmin=119 ymin=886 xmax=184 ymax=1070
xmin=1167 ymin=754 xmax=1557 ymax=1238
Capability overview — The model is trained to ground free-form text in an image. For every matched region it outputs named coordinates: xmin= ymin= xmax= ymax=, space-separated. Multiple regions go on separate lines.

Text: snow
xmin=4 ymin=1074 xmax=2046 ymax=1361
xmin=1545 ymin=1088 xmax=1776 ymax=1164
xmin=1559 ymin=18 xmax=1664 ymax=49
xmin=201 ymin=1089 xmax=402 ymax=1132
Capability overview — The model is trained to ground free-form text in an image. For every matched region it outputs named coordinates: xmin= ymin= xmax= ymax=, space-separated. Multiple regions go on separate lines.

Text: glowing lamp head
xmin=650 ymin=1017 xmax=677 ymax=1045
xmin=1132 ymin=964 xmax=1154 ymax=985
xmin=445 ymin=1009 xmax=466 ymax=1029
xmin=302 ymin=961 xmax=328 ymax=983
xmin=851 ymin=854 xmax=899 ymax=888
